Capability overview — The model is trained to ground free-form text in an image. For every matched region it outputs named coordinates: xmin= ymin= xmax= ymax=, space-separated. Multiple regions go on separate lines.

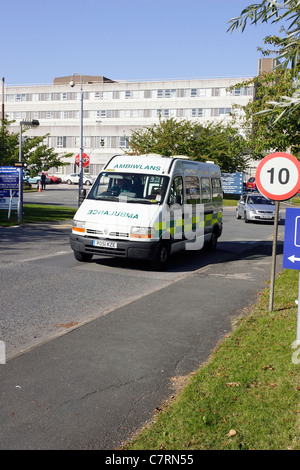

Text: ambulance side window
xmin=169 ymin=176 xmax=183 ymax=205
xmin=201 ymin=177 xmax=212 ymax=203
xmin=212 ymin=178 xmax=222 ymax=201
xmin=185 ymin=176 xmax=200 ymax=204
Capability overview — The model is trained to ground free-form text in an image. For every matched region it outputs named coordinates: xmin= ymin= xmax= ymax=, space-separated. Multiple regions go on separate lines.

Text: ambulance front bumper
xmin=70 ymin=234 xmax=160 ymax=261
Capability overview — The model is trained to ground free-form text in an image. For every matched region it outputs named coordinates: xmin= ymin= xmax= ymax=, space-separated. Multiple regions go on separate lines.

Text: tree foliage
xmin=0 ymin=118 xmax=72 ymax=174
xmin=231 ymin=68 xmax=300 ymax=157
xmin=228 ymin=0 xmax=300 ymax=119
xmin=126 ymin=117 xmax=249 ymax=172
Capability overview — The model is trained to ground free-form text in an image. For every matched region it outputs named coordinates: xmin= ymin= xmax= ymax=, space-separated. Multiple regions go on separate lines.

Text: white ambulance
xmin=70 ymin=154 xmax=223 ymax=269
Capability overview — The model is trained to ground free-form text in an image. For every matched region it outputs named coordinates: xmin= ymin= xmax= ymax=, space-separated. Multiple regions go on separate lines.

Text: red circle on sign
xmin=75 ymin=153 xmax=90 ymax=168
xmin=256 ymin=152 xmax=300 ymax=201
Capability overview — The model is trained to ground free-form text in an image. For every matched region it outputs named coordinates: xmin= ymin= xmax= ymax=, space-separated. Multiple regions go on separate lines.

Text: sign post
xmin=283 ymin=208 xmax=300 ymax=345
xmin=255 ymin=152 xmax=300 ymax=311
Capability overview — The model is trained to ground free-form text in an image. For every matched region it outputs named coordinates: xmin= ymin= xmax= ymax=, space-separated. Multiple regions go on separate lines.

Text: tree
xmin=126 ymin=117 xmax=249 ymax=172
xmin=0 ymin=119 xmax=19 ymax=165
xmin=230 ymin=68 xmax=300 ymax=157
xmin=0 ymin=118 xmax=72 ymax=173
xmin=228 ymin=0 xmax=300 ymax=119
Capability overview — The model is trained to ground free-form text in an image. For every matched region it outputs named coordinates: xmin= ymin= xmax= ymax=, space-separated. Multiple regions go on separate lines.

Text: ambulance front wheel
xmin=73 ymin=250 xmax=93 ymax=262
xmin=208 ymin=229 xmax=218 ymax=251
xmin=150 ymin=242 xmax=170 ymax=270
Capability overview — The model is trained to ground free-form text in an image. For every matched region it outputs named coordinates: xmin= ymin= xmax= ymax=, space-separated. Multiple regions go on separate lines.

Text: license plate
xmin=93 ymin=240 xmax=117 ymax=249
xmin=260 ymin=214 xmax=273 ymax=219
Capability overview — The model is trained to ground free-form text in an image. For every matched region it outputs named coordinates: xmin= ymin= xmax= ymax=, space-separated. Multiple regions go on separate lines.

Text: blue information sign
xmin=283 ymin=208 xmax=300 ymax=270
xmin=0 ymin=166 xmax=19 ymax=190
xmin=221 ymin=173 xmax=244 ymax=195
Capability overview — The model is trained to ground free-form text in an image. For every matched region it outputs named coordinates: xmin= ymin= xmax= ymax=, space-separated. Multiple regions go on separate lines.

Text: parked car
xmin=44 ymin=173 xmax=62 ymax=184
xmin=62 ymin=173 xmax=95 ymax=185
xmin=236 ymin=193 xmax=280 ymax=223
xmin=245 ymin=177 xmax=257 ymax=191
xmin=24 ymin=174 xmax=51 ymax=184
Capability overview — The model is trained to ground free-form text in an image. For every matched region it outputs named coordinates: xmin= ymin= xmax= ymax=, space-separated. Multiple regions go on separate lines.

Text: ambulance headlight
xmin=72 ymin=220 xmax=86 ymax=233
xmin=130 ymin=226 xmax=155 ymax=239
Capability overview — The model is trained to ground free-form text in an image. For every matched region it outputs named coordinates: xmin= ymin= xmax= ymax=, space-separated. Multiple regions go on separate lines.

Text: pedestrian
xmin=41 ymin=172 xmax=46 ymax=190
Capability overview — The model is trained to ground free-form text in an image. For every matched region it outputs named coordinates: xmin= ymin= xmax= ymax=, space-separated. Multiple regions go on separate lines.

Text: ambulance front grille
xmin=109 ymin=231 xmax=129 ymax=238
xmin=86 ymin=229 xmax=104 ymax=235
xmin=86 ymin=229 xmax=129 ymax=238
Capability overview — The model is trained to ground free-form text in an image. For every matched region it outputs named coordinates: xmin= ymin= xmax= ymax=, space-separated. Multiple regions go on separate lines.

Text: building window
xmin=57 ymin=136 xmax=66 ymax=148
xmin=211 ymin=88 xmax=220 ymax=97
xmin=219 ymin=107 xmax=231 ymax=115
xmin=157 ymin=109 xmax=170 ymax=117
xmin=120 ymin=136 xmax=130 ymax=148
xmin=157 ymin=89 xmax=176 ymax=98
xmin=191 ymin=108 xmax=203 ymax=117
xmin=84 ymin=136 xmax=91 ymax=147
xmin=228 ymin=87 xmax=253 ymax=96
xmin=96 ymin=110 xmax=107 ymax=118
xmin=16 ymin=94 xmax=26 ymax=102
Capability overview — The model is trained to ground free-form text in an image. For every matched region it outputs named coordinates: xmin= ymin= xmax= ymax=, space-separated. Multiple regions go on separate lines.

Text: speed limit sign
xmin=256 ymin=152 xmax=300 ymax=201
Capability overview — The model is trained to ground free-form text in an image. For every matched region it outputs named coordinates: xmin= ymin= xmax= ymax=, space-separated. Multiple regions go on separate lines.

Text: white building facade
xmin=2 ymin=75 xmax=254 ymax=177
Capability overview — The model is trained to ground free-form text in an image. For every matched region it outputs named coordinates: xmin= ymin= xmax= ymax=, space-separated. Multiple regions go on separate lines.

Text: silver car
xmin=62 ymin=173 xmax=95 ymax=185
xmin=236 ymin=193 xmax=279 ymax=223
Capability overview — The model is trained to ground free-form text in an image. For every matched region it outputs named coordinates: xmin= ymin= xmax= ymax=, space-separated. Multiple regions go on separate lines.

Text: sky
xmin=2 ymin=0 xmax=283 ymax=85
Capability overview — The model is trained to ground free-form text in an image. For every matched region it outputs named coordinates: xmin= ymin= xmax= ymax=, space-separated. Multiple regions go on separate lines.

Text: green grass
xmin=124 ymin=269 xmax=300 ymax=450
xmin=0 ymin=204 xmax=76 ymax=227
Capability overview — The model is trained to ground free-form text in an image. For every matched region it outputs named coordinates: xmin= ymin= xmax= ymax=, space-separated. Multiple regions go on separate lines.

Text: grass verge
xmin=0 ymin=204 xmax=76 ymax=227
xmin=124 ymin=269 xmax=300 ymax=450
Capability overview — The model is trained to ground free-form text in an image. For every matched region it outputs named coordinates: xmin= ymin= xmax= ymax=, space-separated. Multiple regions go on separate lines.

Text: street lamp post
xmin=70 ymin=73 xmax=84 ymax=207
xmin=18 ymin=119 xmax=39 ymax=222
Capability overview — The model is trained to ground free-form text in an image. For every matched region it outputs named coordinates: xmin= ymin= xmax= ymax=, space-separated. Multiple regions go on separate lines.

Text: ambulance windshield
xmin=87 ymin=172 xmax=169 ymax=204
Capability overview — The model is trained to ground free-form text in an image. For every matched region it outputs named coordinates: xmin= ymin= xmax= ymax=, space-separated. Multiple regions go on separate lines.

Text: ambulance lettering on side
xmin=70 ymin=154 xmax=223 ymax=270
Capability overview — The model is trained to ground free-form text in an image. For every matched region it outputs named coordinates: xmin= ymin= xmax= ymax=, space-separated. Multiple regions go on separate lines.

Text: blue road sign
xmin=221 ymin=172 xmax=244 ymax=195
xmin=0 ymin=166 xmax=19 ymax=190
xmin=283 ymin=207 xmax=300 ymax=270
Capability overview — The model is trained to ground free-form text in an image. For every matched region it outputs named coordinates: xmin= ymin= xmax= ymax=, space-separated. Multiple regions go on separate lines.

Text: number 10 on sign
xmin=256 ymin=152 xmax=300 ymax=201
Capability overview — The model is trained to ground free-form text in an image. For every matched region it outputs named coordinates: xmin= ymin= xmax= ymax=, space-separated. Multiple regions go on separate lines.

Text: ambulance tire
xmin=208 ymin=228 xmax=218 ymax=251
xmin=150 ymin=242 xmax=170 ymax=271
xmin=73 ymin=250 xmax=93 ymax=262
